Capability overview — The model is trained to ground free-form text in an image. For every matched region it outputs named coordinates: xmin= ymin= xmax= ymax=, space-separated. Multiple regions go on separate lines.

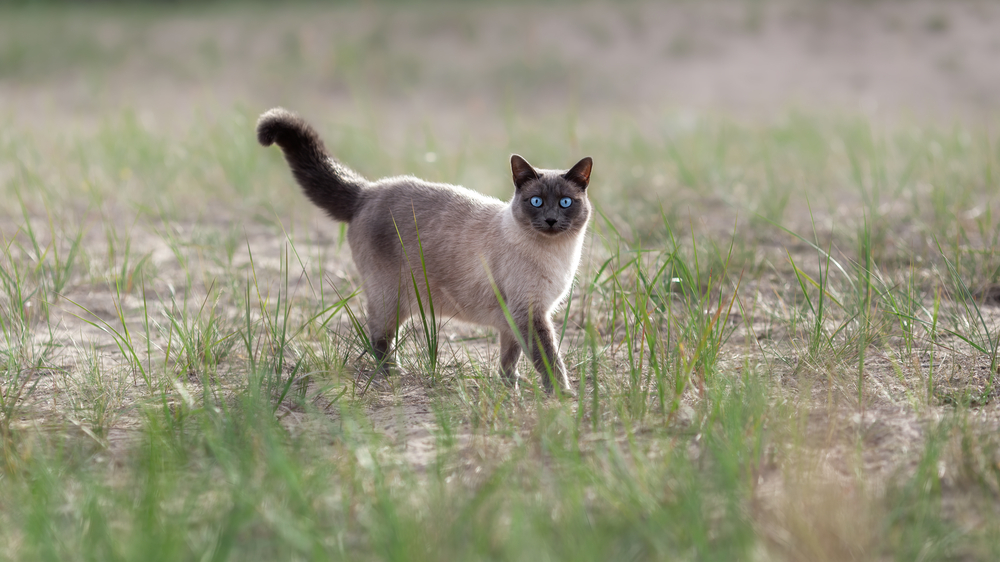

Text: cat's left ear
xmin=563 ymin=157 xmax=593 ymax=190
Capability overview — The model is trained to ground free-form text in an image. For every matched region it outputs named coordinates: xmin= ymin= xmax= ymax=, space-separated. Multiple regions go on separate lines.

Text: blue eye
xmin=559 ymin=197 xmax=572 ymax=208
xmin=530 ymin=196 xmax=543 ymax=207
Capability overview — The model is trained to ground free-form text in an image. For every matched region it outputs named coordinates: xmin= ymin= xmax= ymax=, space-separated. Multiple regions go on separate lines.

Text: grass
xmin=2 ymin=2 xmax=1000 ymax=560
xmin=2 ymin=108 xmax=1000 ymax=560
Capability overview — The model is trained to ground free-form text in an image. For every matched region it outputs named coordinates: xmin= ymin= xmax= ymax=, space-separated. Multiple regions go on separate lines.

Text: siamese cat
xmin=256 ymin=108 xmax=592 ymax=392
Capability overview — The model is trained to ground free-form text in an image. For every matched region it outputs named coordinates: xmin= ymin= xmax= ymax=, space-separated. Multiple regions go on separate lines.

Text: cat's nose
xmin=545 ymin=219 xmax=557 ymax=227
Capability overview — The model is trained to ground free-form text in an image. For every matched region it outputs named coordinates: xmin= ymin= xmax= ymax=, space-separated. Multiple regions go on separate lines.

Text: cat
xmin=256 ymin=108 xmax=592 ymax=393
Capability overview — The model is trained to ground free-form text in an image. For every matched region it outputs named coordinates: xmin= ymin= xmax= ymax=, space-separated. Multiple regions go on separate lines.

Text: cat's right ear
xmin=511 ymin=154 xmax=539 ymax=190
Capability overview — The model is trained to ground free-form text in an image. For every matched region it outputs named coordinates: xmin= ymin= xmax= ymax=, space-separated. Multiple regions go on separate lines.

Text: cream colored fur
xmin=257 ymin=107 xmax=592 ymax=392
xmin=355 ymin=180 xmax=587 ymax=390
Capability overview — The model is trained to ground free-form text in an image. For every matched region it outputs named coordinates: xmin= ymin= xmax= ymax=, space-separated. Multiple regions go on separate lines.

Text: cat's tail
xmin=257 ymin=108 xmax=366 ymax=222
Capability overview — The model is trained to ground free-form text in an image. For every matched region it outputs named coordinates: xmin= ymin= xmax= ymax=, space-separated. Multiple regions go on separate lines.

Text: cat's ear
xmin=511 ymin=154 xmax=539 ymax=190
xmin=563 ymin=157 xmax=593 ymax=190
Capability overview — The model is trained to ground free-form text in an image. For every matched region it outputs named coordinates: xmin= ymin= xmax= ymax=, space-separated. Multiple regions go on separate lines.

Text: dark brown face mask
xmin=510 ymin=154 xmax=593 ymax=236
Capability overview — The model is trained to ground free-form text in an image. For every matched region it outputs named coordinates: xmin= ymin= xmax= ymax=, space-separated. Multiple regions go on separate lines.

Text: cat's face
xmin=509 ymin=155 xmax=592 ymax=237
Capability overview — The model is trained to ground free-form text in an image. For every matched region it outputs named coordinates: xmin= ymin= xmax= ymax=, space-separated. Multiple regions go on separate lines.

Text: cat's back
xmin=365 ymin=176 xmax=503 ymax=222
xmin=348 ymin=175 xmax=506 ymax=263
xmin=355 ymin=176 xmax=503 ymax=237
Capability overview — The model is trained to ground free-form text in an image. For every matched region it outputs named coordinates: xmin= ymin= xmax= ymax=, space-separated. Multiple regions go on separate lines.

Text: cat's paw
xmin=355 ymin=367 xmax=393 ymax=394
xmin=555 ymin=385 xmax=577 ymax=400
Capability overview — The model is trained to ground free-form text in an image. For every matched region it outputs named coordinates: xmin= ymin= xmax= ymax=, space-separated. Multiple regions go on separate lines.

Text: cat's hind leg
xmin=364 ymin=290 xmax=409 ymax=377
xmin=369 ymin=333 xmax=394 ymax=376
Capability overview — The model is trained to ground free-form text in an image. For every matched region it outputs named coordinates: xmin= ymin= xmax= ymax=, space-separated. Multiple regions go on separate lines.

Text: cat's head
xmin=509 ymin=155 xmax=592 ymax=237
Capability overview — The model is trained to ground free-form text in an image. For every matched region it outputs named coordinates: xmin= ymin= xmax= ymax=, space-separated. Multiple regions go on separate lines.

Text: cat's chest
xmin=495 ymin=236 xmax=581 ymax=302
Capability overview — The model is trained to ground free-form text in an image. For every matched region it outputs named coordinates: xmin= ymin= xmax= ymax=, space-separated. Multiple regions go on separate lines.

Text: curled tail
xmin=256 ymin=108 xmax=366 ymax=222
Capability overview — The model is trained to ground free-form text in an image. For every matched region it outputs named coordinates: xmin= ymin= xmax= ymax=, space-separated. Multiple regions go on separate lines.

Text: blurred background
xmin=4 ymin=0 xmax=998 ymax=240
xmin=3 ymin=0 xmax=998 ymax=138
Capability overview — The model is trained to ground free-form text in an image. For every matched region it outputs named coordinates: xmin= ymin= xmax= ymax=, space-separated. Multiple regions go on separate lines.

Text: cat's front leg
xmin=519 ymin=315 xmax=570 ymax=393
